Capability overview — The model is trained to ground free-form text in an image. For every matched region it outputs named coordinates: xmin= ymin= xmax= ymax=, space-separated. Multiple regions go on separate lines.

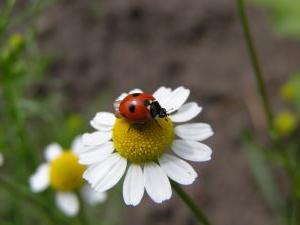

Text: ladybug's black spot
xmin=129 ymin=104 xmax=136 ymax=113
xmin=132 ymin=93 xmax=141 ymax=97
xmin=144 ymin=100 xmax=150 ymax=106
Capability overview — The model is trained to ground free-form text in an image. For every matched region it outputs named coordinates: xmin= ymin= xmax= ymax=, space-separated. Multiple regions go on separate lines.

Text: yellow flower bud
xmin=8 ymin=34 xmax=24 ymax=50
xmin=280 ymin=83 xmax=295 ymax=101
xmin=274 ymin=111 xmax=298 ymax=136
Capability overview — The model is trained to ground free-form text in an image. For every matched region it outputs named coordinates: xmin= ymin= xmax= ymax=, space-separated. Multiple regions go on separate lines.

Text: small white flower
xmin=79 ymin=86 xmax=213 ymax=206
xmin=29 ymin=138 xmax=107 ymax=217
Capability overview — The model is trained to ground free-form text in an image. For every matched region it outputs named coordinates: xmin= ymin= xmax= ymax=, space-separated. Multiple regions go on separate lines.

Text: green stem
xmin=284 ymin=151 xmax=300 ymax=225
xmin=291 ymin=198 xmax=300 ymax=225
xmin=77 ymin=192 xmax=90 ymax=225
xmin=236 ymin=0 xmax=274 ymax=132
xmin=171 ymin=181 xmax=212 ymax=225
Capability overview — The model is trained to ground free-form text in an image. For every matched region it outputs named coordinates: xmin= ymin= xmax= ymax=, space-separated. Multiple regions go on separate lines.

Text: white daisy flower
xmin=29 ymin=138 xmax=107 ymax=217
xmin=79 ymin=86 xmax=213 ymax=206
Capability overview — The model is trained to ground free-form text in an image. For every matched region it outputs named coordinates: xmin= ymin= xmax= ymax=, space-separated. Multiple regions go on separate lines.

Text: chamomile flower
xmin=79 ymin=87 xmax=213 ymax=206
xmin=29 ymin=138 xmax=107 ymax=216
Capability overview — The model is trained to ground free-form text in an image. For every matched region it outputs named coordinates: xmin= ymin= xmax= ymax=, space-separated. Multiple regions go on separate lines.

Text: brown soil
xmin=36 ymin=0 xmax=300 ymax=224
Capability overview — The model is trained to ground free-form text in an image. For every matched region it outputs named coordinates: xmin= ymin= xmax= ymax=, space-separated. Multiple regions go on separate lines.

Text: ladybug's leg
xmin=115 ymin=111 xmax=122 ymax=118
xmin=127 ymin=124 xmax=133 ymax=132
xmin=154 ymin=119 xmax=162 ymax=129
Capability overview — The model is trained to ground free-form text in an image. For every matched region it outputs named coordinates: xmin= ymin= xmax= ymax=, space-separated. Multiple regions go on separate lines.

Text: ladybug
xmin=117 ymin=92 xmax=168 ymax=123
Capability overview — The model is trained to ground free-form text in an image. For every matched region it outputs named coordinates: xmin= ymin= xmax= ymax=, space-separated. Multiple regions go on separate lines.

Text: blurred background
xmin=1 ymin=0 xmax=300 ymax=225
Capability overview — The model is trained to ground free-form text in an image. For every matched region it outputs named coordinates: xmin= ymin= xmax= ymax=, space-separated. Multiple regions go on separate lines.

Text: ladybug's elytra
xmin=118 ymin=93 xmax=168 ymax=123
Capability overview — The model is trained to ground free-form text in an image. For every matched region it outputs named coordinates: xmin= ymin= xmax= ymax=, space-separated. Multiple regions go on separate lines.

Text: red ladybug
xmin=117 ymin=92 xmax=167 ymax=123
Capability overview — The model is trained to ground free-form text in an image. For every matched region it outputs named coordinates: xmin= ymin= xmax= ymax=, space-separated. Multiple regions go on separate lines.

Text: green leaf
xmin=251 ymin=0 xmax=300 ymax=39
xmin=241 ymin=131 xmax=286 ymax=224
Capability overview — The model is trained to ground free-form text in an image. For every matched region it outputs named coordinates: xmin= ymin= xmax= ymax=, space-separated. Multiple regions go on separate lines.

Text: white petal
xmin=153 ymin=86 xmax=172 ymax=107
xmin=172 ymin=140 xmax=212 ymax=162
xmin=169 ymin=102 xmax=202 ymax=123
xmin=175 ymin=123 xmax=214 ymax=141
xmin=93 ymin=155 xmax=127 ymax=192
xmin=55 ymin=192 xmax=79 ymax=217
xmin=71 ymin=136 xmax=83 ymax=155
xmin=123 ymin=164 xmax=144 ymax=206
xmin=81 ymin=184 xmax=107 ymax=206
xmin=114 ymin=93 xmax=128 ymax=111
xmin=44 ymin=143 xmax=63 ymax=161
xmin=159 ymin=154 xmax=197 ymax=185
xmin=164 ymin=87 xmax=190 ymax=113
xmin=144 ymin=162 xmax=172 ymax=203
xmin=29 ymin=164 xmax=50 ymax=193
xmin=79 ymin=142 xmax=114 ymax=165
xmin=90 ymin=112 xmax=116 ymax=131
xmin=83 ymin=154 xmax=119 ymax=182
xmin=81 ymin=131 xmax=112 ymax=146
xmin=84 ymin=153 xmax=127 ymax=192
xmin=115 ymin=92 xmax=128 ymax=102
xmin=128 ymin=88 xmax=143 ymax=94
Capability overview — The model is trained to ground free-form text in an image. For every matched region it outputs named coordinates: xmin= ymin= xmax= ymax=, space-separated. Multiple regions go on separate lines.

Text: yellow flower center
xmin=49 ymin=151 xmax=86 ymax=192
xmin=112 ymin=117 xmax=174 ymax=163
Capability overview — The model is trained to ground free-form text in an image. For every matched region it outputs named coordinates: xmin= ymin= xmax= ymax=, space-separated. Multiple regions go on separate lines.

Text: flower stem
xmin=77 ymin=192 xmax=90 ymax=225
xmin=236 ymin=0 xmax=274 ymax=132
xmin=171 ymin=181 xmax=212 ymax=225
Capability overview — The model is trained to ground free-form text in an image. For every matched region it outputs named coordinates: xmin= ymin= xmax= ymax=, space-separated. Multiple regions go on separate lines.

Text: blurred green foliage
xmin=0 ymin=1 xmax=122 ymax=225
xmin=243 ymin=72 xmax=300 ymax=225
xmin=252 ymin=0 xmax=300 ymax=38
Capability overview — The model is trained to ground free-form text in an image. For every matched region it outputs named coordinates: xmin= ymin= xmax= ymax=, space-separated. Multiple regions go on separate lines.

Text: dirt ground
xmin=36 ymin=0 xmax=300 ymax=224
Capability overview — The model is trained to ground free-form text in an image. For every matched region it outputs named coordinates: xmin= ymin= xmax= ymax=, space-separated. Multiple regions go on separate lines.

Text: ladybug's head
xmin=150 ymin=101 xmax=168 ymax=119
xmin=158 ymin=107 xmax=167 ymax=118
